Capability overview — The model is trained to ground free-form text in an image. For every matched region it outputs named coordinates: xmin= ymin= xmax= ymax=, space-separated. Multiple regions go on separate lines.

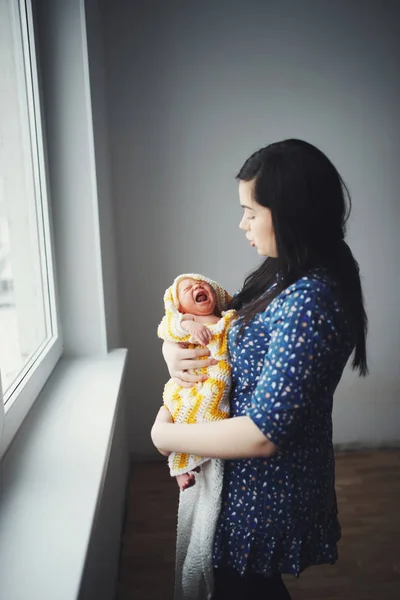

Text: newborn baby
xmin=157 ymin=273 xmax=237 ymax=491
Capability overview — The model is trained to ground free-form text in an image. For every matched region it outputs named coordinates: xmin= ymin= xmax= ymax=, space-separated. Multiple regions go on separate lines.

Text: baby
xmin=157 ymin=274 xmax=237 ymax=491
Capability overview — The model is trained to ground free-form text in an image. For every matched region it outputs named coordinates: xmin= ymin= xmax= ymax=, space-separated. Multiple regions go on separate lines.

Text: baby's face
xmin=177 ymin=278 xmax=217 ymax=316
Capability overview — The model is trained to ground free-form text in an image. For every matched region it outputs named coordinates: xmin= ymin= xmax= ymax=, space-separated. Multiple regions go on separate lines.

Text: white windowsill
xmin=0 ymin=348 xmax=128 ymax=600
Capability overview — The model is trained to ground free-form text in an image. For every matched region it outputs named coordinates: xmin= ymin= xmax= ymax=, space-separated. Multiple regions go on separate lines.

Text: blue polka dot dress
xmin=212 ymin=271 xmax=355 ymax=577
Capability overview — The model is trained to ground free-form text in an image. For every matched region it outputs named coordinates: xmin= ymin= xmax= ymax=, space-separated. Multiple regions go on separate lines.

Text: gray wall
xmin=102 ymin=0 xmax=400 ymax=457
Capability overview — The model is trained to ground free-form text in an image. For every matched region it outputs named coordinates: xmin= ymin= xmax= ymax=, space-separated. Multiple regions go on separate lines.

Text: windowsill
xmin=0 ymin=349 xmax=128 ymax=600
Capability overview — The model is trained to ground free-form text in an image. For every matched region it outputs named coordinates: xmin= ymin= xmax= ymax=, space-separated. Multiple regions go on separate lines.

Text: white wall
xmin=85 ymin=0 xmax=121 ymax=352
xmin=102 ymin=0 xmax=400 ymax=456
xmin=34 ymin=1 xmax=128 ymax=599
xmin=37 ymin=0 xmax=121 ymax=356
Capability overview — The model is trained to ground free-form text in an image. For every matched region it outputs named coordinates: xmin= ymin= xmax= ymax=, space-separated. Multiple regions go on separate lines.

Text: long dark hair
xmin=229 ymin=139 xmax=368 ymax=376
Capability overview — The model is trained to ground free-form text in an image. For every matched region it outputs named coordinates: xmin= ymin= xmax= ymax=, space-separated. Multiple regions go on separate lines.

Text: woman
xmin=151 ymin=139 xmax=368 ymax=599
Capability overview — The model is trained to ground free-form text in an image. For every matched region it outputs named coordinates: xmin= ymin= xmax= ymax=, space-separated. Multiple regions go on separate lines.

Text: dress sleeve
xmin=245 ymin=283 xmax=338 ymax=446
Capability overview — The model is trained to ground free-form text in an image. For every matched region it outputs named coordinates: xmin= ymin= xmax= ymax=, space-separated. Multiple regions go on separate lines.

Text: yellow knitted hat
xmin=164 ymin=273 xmax=231 ymax=314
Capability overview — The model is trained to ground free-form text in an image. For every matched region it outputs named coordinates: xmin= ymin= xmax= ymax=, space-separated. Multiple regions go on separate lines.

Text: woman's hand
xmin=162 ymin=340 xmax=218 ymax=388
xmin=151 ymin=406 xmax=174 ymax=456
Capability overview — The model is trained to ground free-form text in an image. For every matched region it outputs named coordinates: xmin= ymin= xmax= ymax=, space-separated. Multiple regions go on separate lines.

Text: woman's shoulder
xmin=285 ymin=269 xmax=335 ymax=297
xmin=269 ymin=270 xmax=339 ymax=317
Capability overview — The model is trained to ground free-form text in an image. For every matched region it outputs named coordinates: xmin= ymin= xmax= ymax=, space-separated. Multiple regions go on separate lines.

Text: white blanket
xmin=174 ymin=458 xmax=224 ymax=600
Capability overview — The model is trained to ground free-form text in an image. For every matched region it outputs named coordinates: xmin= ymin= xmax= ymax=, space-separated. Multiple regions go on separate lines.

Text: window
xmin=0 ymin=0 xmax=62 ymax=458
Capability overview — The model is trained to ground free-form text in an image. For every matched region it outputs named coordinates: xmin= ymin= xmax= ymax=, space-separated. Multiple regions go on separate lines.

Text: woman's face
xmin=238 ymin=180 xmax=278 ymax=257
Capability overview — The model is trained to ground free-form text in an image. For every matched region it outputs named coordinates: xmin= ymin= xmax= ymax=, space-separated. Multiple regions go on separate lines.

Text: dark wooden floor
xmin=117 ymin=449 xmax=400 ymax=600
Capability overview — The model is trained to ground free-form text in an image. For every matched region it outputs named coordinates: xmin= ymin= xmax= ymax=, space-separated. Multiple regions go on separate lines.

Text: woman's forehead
xmin=239 ymin=179 xmax=256 ymax=207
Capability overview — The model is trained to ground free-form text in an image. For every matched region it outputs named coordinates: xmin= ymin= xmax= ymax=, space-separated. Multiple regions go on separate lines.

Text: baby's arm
xmin=181 ymin=315 xmax=212 ymax=346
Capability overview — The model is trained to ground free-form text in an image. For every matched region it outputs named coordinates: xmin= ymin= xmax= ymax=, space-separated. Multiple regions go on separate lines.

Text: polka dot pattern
xmin=212 ymin=271 xmax=355 ymax=577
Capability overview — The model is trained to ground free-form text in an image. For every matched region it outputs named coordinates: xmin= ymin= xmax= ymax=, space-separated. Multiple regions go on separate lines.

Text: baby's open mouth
xmin=195 ymin=292 xmax=208 ymax=303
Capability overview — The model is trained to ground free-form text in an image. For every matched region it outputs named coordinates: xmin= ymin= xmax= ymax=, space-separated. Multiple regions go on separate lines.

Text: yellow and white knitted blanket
xmin=157 ymin=273 xmax=237 ymax=477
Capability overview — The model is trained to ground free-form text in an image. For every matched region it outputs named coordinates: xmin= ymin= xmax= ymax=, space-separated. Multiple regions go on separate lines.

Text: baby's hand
xmin=185 ymin=321 xmax=212 ymax=346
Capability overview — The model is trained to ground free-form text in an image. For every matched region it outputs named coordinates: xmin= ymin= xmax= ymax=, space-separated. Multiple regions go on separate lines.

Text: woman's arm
xmin=151 ymin=407 xmax=279 ymax=459
xmin=162 ymin=340 xmax=218 ymax=388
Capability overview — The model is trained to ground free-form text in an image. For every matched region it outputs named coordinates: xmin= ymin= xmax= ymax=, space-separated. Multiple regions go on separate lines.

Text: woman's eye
xmin=247 ymin=215 xmax=255 ymax=220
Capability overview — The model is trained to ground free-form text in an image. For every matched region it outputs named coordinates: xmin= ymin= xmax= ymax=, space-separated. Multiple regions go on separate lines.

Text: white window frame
xmin=0 ymin=0 xmax=62 ymax=459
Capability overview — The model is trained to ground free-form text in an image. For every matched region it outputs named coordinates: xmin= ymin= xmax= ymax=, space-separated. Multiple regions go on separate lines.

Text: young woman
xmin=151 ymin=139 xmax=368 ymax=599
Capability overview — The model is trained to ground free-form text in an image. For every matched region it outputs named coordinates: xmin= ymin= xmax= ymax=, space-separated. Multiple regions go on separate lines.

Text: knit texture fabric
xmin=175 ymin=458 xmax=224 ymax=600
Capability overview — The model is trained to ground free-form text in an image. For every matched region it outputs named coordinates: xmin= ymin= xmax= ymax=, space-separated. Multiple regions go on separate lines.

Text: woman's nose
xmin=239 ymin=216 xmax=247 ymax=231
